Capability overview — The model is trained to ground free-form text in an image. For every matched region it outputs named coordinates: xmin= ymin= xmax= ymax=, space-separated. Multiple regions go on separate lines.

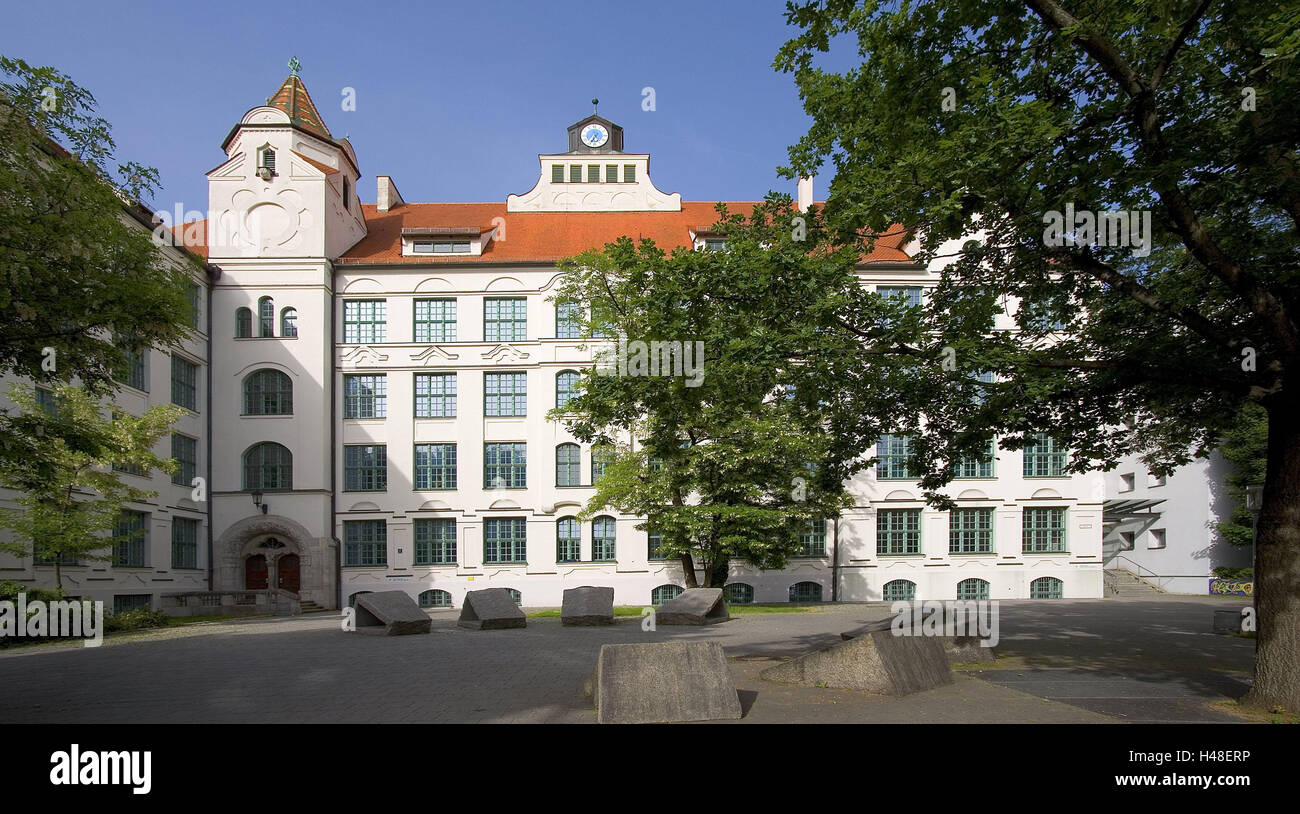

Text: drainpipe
xmin=831 ymin=517 xmax=840 ymax=602
xmin=204 ymin=263 xmax=219 ymax=591
xmin=331 ymin=270 xmax=341 ymax=611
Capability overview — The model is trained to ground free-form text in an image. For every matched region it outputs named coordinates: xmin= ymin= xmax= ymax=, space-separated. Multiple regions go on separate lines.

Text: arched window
xmin=235 ymin=307 xmax=252 ymax=338
xmin=957 ymin=578 xmax=990 ymax=600
xmin=504 ymin=588 xmax=522 ymax=605
xmin=242 ymin=369 xmax=293 ymax=415
xmin=243 ymin=442 xmax=292 ymax=491
xmin=556 ymin=443 xmax=581 ymax=487
xmin=417 ymin=589 xmax=452 ymax=608
xmin=280 ymin=307 xmax=298 ymax=338
xmin=651 ymin=584 xmax=683 ymax=606
xmin=592 ymin=516 xmax=616 ymax=561
xmin=347 ymin=590 xmax=371 ymax=608
xmin=882 ymin=579 xmax=916 ymax=602
xmin=258 ymin=146 xmax=276 ymax=176
xmin=1030 ymin=576 xmax=1064 ymax=599
xmin=258 ymin=297 xmax=275 ymax=337
xmin=725 ymin=583 xmax=754 ymax=605
xmin=789 ymin=581 xmax=823 ymax=603
xmin=556 ymin=517 xmax=580 ymax=562
xmin=556 ymin=370 xmax=580 ymax=409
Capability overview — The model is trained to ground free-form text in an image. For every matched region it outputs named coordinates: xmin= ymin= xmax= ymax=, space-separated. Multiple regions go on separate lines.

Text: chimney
xmin=377 ymin=175 xmax=405 ymax=213
xmin=797 ymin=176 xmax=813 ymax=212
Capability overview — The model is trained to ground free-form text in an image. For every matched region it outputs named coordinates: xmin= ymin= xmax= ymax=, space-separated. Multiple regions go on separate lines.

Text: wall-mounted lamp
xmin=251 ymin=489 xmax=268 ymax=514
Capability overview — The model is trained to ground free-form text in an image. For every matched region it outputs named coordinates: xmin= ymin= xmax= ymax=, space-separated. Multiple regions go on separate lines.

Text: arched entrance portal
xmin=217 ymin=516 xmax=324 ymax=603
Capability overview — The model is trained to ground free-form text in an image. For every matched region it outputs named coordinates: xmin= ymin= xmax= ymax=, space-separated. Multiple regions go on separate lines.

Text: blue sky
xmin=1 ymin=0 xmax=839 ymax=216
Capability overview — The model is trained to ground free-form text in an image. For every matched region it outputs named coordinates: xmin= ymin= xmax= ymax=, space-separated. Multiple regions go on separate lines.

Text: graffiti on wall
xmin=1209 ymin=578 xmax=1254 ymax=596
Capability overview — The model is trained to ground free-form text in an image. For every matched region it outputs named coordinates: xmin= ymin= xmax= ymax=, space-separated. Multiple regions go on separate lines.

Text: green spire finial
xmin=288 ymin=56 xmax=302 ymax=77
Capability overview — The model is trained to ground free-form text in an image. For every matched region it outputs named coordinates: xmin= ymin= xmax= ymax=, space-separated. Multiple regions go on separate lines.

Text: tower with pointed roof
xmin=205 ymin=64 xmax=367 ymax=608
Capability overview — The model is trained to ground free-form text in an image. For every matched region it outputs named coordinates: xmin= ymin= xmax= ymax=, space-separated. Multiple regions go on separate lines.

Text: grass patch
xmin=728 ymin=604 xmax=820 ymax=615
xmin=1210 ymin=699 xmax=1300 ymax=724
xmin=526 ymin=606 xmax=649 ymax=619
xmin=165 ymin=614 xmax=270 ymax=626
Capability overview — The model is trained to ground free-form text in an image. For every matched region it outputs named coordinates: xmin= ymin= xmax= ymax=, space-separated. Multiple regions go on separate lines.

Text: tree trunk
xmin=54 ymin=560 xmax=62 ymax=592
xmin=679 ymin=553 xmax=699 ymax=588
xmin=705 ymin=557 xmax=730 ymax=588
xmin=1242 ymin=394 xmax=1300 ymax=712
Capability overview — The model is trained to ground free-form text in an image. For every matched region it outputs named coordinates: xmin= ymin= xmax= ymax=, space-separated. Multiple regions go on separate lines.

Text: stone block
xmin=655 ymin=588 xmax=729 ymax=625
xmin=586 ymin=642 xmax=742 ymax=723
xmin=841 ymin=619 xmax=995 ymax=663
xmin=352 ymin=591 xmax=431 ymax=636
xmin=763 ymin=627 xmax=952 ymax=695
xmin=458 ymin=588 xmax=527 ymax=630
xmin=562 ymin=586 xmax=615 ymax=626
xmin=1212 ymin=608 xmax=1247 ymax=635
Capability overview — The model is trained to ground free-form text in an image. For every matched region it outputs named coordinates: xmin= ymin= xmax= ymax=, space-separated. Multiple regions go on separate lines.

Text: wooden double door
xmin=244 ymin=553 xmax=300 ymax=593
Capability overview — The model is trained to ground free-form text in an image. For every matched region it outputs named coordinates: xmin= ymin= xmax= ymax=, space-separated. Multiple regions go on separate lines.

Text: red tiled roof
xmin=266 ymin=76 xmax=331 ymax=142
xmin=170 ymin=203 xmax=913 ymax=266
xmin=337 ymin=202 xmax=913 ymax=265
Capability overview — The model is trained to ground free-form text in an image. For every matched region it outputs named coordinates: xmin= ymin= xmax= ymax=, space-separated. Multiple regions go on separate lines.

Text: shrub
xmin=1212 ymin=567 xmax=1253 ymax=581
xmin=103 ymin=607 xmax=169 ymax=632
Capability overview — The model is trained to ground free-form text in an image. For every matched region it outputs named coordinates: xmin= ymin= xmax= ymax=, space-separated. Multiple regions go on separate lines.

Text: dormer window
xmin=342 ymin=176 xmax=350 ymax=211
xmin=704 ymin=238 xmax=727 ymax=252
xmin=257 ymin=145 xmax=276 ymax=179
xmin=412 ymin=240 xmax=471 ymax=254
xmin=552 ymin=165 xmax=565 ymax=183
xmin=569 ymin=164 xmax=582 ymax=183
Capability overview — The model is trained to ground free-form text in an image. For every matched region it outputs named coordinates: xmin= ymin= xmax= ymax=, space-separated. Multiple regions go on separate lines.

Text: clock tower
xmin=506 ymin=102 xmax=680 ymax=212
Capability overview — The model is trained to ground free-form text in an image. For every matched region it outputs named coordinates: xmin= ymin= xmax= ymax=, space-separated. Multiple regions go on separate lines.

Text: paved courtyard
xmin=0 ymin=596 xmax=1255 ymax=723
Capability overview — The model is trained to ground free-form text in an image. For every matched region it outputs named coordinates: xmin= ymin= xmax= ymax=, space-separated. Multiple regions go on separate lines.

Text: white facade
xmin=0 ymin=209 xmax=213 ymax=612
xmin=1102 ymin=452 xmax=1250 ymax=594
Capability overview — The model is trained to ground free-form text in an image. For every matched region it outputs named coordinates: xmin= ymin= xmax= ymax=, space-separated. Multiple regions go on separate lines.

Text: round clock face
xmin=581 ymin=123 xmax=609 ymax=148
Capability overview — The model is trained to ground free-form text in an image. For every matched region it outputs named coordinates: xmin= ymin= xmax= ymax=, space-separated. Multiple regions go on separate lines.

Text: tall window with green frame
xmin=555 ymin=370 xmax=580 ymax=410
xmin=647 ymin=527 xmax=665 ymax=560
xmin=344 ymin=444 xmax=387 ymax=491
xmin=343 ymin=300 xmax=386 ymax=344
xmin=414 ymin=372 xmax=455 ymax=418
xmin=876 ymin=434 xmax=916 ymax=479
xmin=556 ymin=301 xmax=582 ymax=338
xmin=414 ymin=443 xmax=456 ymax=490
xmin=171 ymin=433 xmax=197 ymax=487
xmin=799 ymin=519 xmax=827 ymax=557
xmin=171 ymin=517 xmax=198 ymax=569
xmin=171 ymin=355 xmax=198 ymax=411
xmin=185 ymin=281 xmax=201 ymax=328
xmin=591 ymin=444 xmax=613 ymax=484
xmin=1023 ymin=507 xmax=1067 ymax=553
xmin=112 ymin=511 xmax=147 ymax=567
xmin=484 ymin=442 xmax=526 ymax=488
xmin=343 ymin=374 xmax=387 ymax=419
xmin=484 ymin=517 xmax=527 ymax=563
xmin=343 ymin=520 xmax=387 ymax=566
xmin=243 ymin=369 xmax=292 ymax=415
xmin=243 ymin=442 xmax=292 ymax=490
xmin=484 ymin=372 xmax=526 ymax=417
xmin=1023 ymin=433 xmax=1066 ymax=477
xmin=556 ymin=443 xmax=581 ymax=486
xmin=556 ymin=517 xmax=580 ymax=562
xmin=484 ymin=296 xmax=526 ymax=342
xmin=954 ymin=439 xmax=995 ymax=478
xmin=258 ymin=296 xmax=275 ymax=337
xmin=414 ymin=298 xmax=456 ymax=343
xmin=949 ymin=507 xmax=994 ymax=554
xmin=113 ymin=335 xmax=146 ymax=391
xmin=877 ymin=508 xmax=921 ymax=555
xmin=413 ymin=518 xmax=456 ymax=565
xmin=592 ymin=516 xmax=616 ymax=561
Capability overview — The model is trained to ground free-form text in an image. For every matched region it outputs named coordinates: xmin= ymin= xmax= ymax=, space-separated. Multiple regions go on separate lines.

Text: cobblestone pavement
xmin=0 ymin=596 xmax=1255 ymax=723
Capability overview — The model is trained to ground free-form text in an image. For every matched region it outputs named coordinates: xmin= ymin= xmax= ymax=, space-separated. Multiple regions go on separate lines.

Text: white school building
xmin=14 ymin=68 xmax=1252 ymax=611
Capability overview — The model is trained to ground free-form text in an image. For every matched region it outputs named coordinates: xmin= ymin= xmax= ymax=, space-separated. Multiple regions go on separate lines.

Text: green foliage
xmin=1215 ymin=403 xmax=1268 ymax=546
xmin=775 ymin=0 xmax=1300 ymax=482
xmin=0 ymin=579 xmax=64 ymax=603
xmin=0 ymin=55 xmax=198 ymax=404
xmin=553 ymin=199 xmax=859 ymax=584
xmin=0 ymin=383 xmax=182 ymax=586
xmin=103 ymin=607 xmax=169 ymax=632
xmin=1213 ymin=566 xmax=1254 ymax=580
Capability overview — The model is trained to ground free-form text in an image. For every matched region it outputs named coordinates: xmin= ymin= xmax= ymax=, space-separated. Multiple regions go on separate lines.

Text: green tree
xmin=776 ymin=0 xmax=1300 ymax=710
xmin=0 ymin=56 xmax=196 ymax=400
xmin=552 ymin=207 xmax=856 ymax=587
xmin=1216 ymin=402 xmax=1268 ymax=550
xmin=0 ymin=384 xmax=181 ymax=590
